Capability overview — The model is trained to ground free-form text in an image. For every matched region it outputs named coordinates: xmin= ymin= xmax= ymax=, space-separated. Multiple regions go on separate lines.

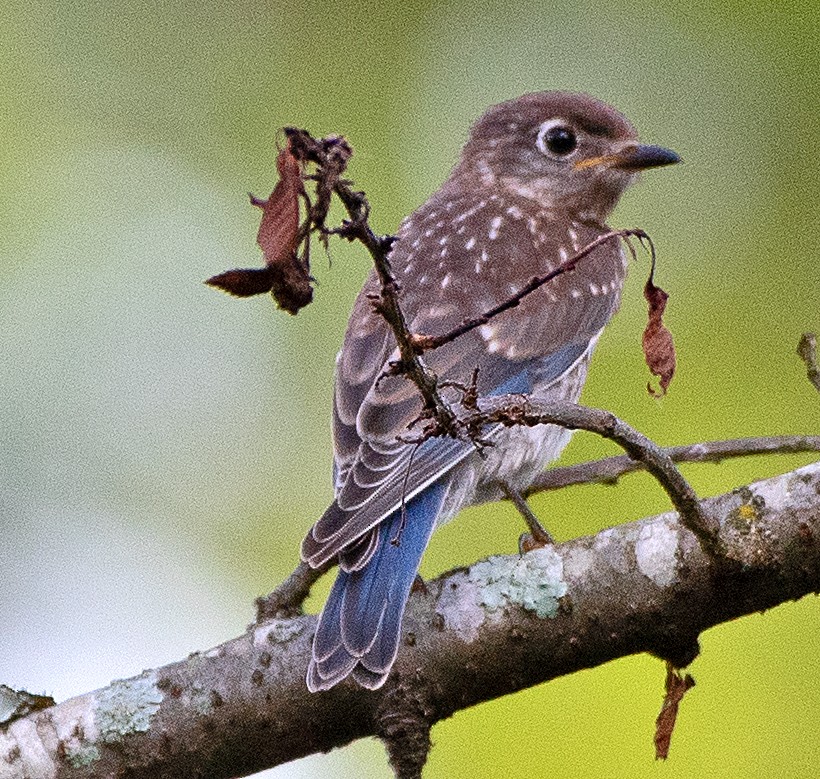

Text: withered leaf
xmin=206 ymin=142 xmax=313 ymax=315
xmin=206 ymin=267 xmax=277 ymax=297
xmin=655 ymin=663 xmax=695 ymax=760
xmin=643 ymin=268 xmax=676 ymax=397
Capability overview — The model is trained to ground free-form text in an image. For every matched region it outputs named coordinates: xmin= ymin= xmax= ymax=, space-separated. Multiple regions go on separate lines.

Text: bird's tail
xmin=307 ymin=482 xmax=446 ymax=692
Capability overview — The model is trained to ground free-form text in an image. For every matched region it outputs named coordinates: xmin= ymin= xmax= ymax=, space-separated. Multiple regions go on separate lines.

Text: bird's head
xmin=454 ymin=91 xmax=679 ymax=221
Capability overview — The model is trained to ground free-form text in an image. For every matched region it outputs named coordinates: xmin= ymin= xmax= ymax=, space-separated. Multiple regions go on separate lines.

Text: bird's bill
xmin=574 ymin=144 xmax=681 ymax=171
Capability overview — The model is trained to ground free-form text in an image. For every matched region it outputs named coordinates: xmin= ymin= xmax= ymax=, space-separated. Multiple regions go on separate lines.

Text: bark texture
xmin=2 ymin=462 xmax=820 ymax=779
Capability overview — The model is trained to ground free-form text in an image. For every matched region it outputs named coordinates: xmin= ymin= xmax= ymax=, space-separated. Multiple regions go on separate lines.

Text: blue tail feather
xmin=307 ymin=482 xmax=447 ymax=691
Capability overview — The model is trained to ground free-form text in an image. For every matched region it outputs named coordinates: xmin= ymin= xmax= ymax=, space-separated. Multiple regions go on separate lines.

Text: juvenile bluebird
xmin=301 ymin=91 xmax=679 ymax=691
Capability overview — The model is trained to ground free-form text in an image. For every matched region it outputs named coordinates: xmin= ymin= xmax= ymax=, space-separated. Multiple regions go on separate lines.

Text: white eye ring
xmin=536 ymin=118 xmax=578 ymax=157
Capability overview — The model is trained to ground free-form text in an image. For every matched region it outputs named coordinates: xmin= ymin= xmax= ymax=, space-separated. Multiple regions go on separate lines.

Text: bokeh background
xmin=2 ymin=1 xmax=819 ymax=776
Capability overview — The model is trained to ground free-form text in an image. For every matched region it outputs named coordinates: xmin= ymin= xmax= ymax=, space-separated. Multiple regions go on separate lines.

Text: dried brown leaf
xmin=643 ymin=268 xmax=676 ymax=397
xmin=205 ymin=267 xmax=276 ymax=297
xmin=655 ymin=663 xmax=695 ymax=759
xmin=256 ymin=144 xmax=303 ymax=268
xmin=206 ymin=142 xmax=313 ymax=314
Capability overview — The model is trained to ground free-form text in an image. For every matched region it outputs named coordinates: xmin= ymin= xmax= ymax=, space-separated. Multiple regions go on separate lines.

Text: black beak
xmin=611 ymin=143 xmax=681 ymax=171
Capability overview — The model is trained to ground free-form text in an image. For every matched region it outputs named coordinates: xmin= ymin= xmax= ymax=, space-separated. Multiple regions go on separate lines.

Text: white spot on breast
xmin=489 ymin=216 xmax=503 ymax=240
xmin=440 ymin=246 xmax=449 ymax=259
xmin=441 ymin=273 xmax=451 ymax=288
xmin=419 ymin=274 xmax=429 ymax=284
xmin=568 ymin=227 xmax=580 ymax=249
xmin=589 ymin=283 xmax=600 ymax=296
xmin=558 ymin=246 xmax=569 ymax=262
xmin=570 ymin=289 xmax=582 ymax=299
xmin=436 ymin=220 xmax=445 ymax=228
xmin=487 ymin=340 xmax=501 ymax=354
xmin=424 ymin=228 xmax=434 ymax=238
xmin=479 ymin=324 xmax=495 ymax=340
xmin=454 ymin=200 xmax=487 ymax=224
xmin=600 ymin=282 xmax=609 ymax=294
xmin=476 ymin=159 xmax=495 ymax=185
xmin=465 ymin=237 xmax=476 ymax=250
xmin=506 ymin=205 xmax=523 ymax=219
xmin=438 ymin=236 xmax=448 ymax=246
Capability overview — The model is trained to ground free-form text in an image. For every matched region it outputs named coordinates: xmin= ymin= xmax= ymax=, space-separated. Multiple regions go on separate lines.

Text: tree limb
xmin=4 ymin=461 xmax=820 ymax=779
xmin=526 ymin=434 xmax=820 ymax=495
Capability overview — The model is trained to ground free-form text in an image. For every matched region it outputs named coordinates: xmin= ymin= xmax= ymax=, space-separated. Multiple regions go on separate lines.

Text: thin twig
xmin=797 ymin=333 xmax=820 ymax=393
xmin=472 ymin=396 xmax=721 ymax=555
xmin=284 ymin=127 xmax=457 ymax=433
xmin=525 ymin=435 xmax=820 ymax=496
xmin=415 ymin=229 xmax=652 ymax=352
xmin=332 ymin=181 xmax=457 ymax=432
xmin=254 ymin=560 xmax=331 ymax=620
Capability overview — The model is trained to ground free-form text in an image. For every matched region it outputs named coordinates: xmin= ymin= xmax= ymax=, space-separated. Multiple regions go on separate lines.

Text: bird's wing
xmin=302 ymin=194 xmax=625 ymax=567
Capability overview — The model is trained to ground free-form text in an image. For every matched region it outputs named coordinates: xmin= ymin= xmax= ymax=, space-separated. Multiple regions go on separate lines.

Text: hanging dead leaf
xmin=206 ymin=142 xmax=313 ymax=314
xmin=655 ymin=663 xmax=695 ymax=759
xmin=643 ymin=265 xmax=676 ymax=397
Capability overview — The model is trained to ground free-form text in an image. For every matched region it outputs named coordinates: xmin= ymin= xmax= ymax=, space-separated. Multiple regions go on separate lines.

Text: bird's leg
xmin=501 ymin=482 xmax=556 ymax=550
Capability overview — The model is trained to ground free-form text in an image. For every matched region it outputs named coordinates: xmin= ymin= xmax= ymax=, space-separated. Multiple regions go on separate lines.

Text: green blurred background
xmin=2 ymin=0 xmax=819 ymax=776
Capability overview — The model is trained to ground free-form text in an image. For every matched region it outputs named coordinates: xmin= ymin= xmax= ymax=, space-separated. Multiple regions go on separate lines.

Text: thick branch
xmin=4 ymin=462 xmax=820 ymax=779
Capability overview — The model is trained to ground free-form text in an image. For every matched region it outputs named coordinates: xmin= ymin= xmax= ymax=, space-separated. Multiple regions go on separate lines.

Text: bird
xmin=301 ymin=91 xmax=679 ymax=691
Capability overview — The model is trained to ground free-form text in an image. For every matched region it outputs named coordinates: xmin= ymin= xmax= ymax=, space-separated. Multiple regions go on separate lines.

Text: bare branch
xmin=5 ymin=462 xmax=820 ymax=779
xmin=254 ymin=560 xmax=331 ymax=620
xmin=470 ymin=396 xmax=721 ymax=556
xmin=526 ymin=434 xmax=820 ymax=495
xmin=798 ymin=332 xmax=820 ymax=393
xmin=284 ymin=127 xmax=458 ymax=433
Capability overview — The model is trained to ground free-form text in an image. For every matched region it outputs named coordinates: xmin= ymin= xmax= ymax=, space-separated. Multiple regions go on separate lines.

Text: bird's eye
xmin=537 ymin=123 xmax=578 ymax=157
xmin=543 ymin=126 xmax=576 ymax=155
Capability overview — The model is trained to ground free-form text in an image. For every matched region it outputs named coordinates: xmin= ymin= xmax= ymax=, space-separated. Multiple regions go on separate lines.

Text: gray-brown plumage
xmin=302 ymin=91 xmax=679 ymax=691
